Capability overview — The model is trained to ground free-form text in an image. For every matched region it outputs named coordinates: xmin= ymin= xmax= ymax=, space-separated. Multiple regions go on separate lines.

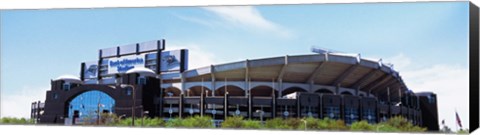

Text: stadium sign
xmin=107 ymin=54 xmax=145 ymax=74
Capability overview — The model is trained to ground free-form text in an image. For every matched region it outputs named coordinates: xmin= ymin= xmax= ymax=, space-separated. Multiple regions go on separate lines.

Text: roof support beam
xmin=306 ymin=62 xmax=326 ymax=83
xmin=388 ymin=86 xmax=403 ymax=103
xmin=371 ymin=78 xmax=397 ymax=94
xmin=210 ymin=65 xmax=216 ymax=97
xmin=376 ymin=82 xmax=402 ymax=101
xmin=331 ymin=64 xmax=359 ymax=86
xmin=364 ymin=75 xmax=392 ymax=92
xmin=376 ymin=81 xmax=401 ymax=97
xmin=276 ymin=56 xmax=288 ymax=81
xmin=351 ymin=69 xmax=377 ymax=89
xmin=245 ymin=60 xmax=250 ymax=97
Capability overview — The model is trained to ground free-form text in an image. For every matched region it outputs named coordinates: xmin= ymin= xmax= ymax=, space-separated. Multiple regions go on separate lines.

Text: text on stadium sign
xmin=107 ymin=54 xmax=145 ymax=74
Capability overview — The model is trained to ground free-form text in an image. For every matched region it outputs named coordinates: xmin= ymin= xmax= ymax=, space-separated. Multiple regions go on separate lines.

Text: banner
xmin=83 ymin=61 xmax=98 ymax=79
xmin=160 ymin=50 xmax=182 ymax=72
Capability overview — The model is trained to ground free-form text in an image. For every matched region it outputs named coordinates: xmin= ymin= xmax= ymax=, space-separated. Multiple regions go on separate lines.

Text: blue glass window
xmin=126 ymin=89 xmax=132 ymax=96
xmin=427 ymin=95 xmax=436 ymax=104
xmin=63 ymin=83 xmax=71 ymax=91
xmin=344 ymin=107 xmax=358 ymax=125
xmin=362 ymin=109 xmax=376 ymax=124
xmin=323 ymin=106 xmax=340 ymax=120
xmin=67 ymin=90 xmax=115 ymax=124
xmin=137 ymin=77 xmax=146 ymax=85
xmin=53 ymin=93 xmax=58 ymax=99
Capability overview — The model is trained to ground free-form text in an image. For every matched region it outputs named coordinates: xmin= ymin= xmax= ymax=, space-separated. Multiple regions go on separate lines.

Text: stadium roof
xmin=181 ymin=53 xmax=408 ymax=102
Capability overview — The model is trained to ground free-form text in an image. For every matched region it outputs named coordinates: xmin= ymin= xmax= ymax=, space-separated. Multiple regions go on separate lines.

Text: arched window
xmin=340 ymin=91 xmax=353 ymax=95
xmin=215 ymin=85 xmax=245 ymax=96
xmin=250 ymin=86 xmax=278 ymax=97
xmin=164 ymin=87 xmax=181 ymax=97
xmin=67 ymin=90 xmax=115 ymax=124
xmin=186 ymin=86 xmax=212 ymax=97
xmin=315 ymin=89 xmax=333 ymax=94
xmin=282 ymin=87 xmax=307 ymax=97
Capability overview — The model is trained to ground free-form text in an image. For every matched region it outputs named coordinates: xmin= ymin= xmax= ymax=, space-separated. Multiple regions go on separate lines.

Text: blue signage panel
xmin=160 ymin=50 xmax=182 ymax=72
xmin=83 ymin=61 xmax=98 ymax=79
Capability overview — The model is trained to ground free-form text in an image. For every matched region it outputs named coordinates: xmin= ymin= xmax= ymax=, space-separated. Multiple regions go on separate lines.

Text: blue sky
xmin=1 ymin=2 xmax=470 ymax=130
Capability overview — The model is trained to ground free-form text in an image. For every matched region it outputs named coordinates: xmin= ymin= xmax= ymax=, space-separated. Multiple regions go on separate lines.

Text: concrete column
xmin=245 ymin=60 xmax=249 ymax=97
xmin=387 ymin=87 xmax=390 ymax=104
xmin=211 ymin=65 xmax=216 ymax=97
xmin=309 ymin=80 xmax=314 ymax=93
xmin=335 ymin=84 xmax=340 ymax=95
xmin=278 ymin=79 xmax=282 ymax=98
xmin=181 ymin=73 xmax=185 ymax=95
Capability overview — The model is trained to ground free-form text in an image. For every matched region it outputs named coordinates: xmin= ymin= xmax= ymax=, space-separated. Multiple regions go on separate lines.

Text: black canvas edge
xmin=469 ymin=1 xmax=479 ymax=133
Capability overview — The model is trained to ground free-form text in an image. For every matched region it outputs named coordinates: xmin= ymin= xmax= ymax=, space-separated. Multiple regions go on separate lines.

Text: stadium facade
xmin=31 ymin=39 xmax=439 ymax=130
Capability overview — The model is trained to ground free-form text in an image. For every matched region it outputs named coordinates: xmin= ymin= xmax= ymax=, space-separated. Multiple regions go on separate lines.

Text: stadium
xmin=31 ymin=39 xmax=439 ymax=130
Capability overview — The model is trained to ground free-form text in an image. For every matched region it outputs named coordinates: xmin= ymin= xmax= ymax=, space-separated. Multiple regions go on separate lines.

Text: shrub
xmin=99 ymin=113 xmax=118 ymax=125
xmin=316 ymin=118 xmax=347 ymax=130
xmin=264 ymin=117 xmax=302 ymax=130
xmin=408 ymin=125 xmax=427 ymax=132
xmin=457 ymin=129 xmax=469 ymax=134
xmin=370 ymin=116 xmax=426 ymax=132
xmin=165 ymin=118 xmax=183 ymax=127
xmin=384 ymin=116 xmax=426 ymax=132
xmin=181 ymin=115 xmax=214 ymax=128
xmin=222 ymin=116 xmax=244 ymax=128
xmin=298 ymin=117 xmax=320 ymax=130
xmin=113 ymin=117 xmax=133 ymax=126
xmin=316 ymin=117 xmax=329 ymax=129
xmin=192 ymin=115 xmax=214 ymax=128
xmin=242 ymin=120 xmax=262 ymax=129
xmin=265 ymin=118 xmax=288 ymax=129
xmin=350 ymin=121 xmax=374 ymax=131
xmin=141 ymin=117 xmax=165 ymax=127
xmin=385 ymin=116 xmax=410 ymax=129
xmin=284 ymin=118 xmax=302 ymax=129
xmin=329 ymin=119 xmax=348 ymax=130
xmin=0 ymin=117 xmax=32 ymax=124
xmin=108 ymin=116 xmax=157 ymax=127
xmin=374 ymin=123 xmax=400 ymax=132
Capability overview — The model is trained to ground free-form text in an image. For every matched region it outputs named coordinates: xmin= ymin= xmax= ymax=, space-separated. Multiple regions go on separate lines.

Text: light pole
xmin=256 ymin=109 xmax=264 ymax=124
xmin=119 ymin=114 xmax=127 ymax=119
xmin=142 ymin=111 xmax=149 ymax=127
xmin=118 ymin=114 xmax=126 ymax=123
xmin=301 ymin=119 xmax=307 ymax=130
xmin=376 ymin=124 xmax=385 ymax=132
xmin=121 ymin=84 xmax=136 ymax=126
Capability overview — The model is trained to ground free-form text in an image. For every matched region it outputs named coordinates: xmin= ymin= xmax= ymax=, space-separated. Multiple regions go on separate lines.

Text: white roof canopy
xmin=126 ymin=67 xmax=157 ymax=77
xmin=54 ymin=74 xmax=82 ymax=84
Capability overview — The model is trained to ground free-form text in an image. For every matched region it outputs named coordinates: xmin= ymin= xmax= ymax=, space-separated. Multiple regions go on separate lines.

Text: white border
xmin=0 ymin=0 xmax=473 ymax=10
xmin=0 ymin=0 xmax=478 ymax=135
xmin=0 ymin=125 xmax=441 ymax=135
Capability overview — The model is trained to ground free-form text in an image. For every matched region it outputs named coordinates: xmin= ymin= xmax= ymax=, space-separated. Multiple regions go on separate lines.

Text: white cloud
xmin=382 ymin=53 xmax=411 ymax=70
xmin=386 ymin=53 xmax=469 ymax=131
xmin=178 ymin=6 xmax=292 ymax=38
xmin=203 ymin=6 xmax=276 ymax=29
xmin=1 ymin=85 xmax=48 ymax=118
xmin=174 ymin=14 xmax=219 ymax=29
xmin=167 ymin=43 xmax=220 ymax=69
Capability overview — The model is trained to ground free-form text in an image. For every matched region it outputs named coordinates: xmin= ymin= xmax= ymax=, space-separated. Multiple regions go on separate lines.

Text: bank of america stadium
xmin=31 ymin=39 xmax=439 ymax=130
